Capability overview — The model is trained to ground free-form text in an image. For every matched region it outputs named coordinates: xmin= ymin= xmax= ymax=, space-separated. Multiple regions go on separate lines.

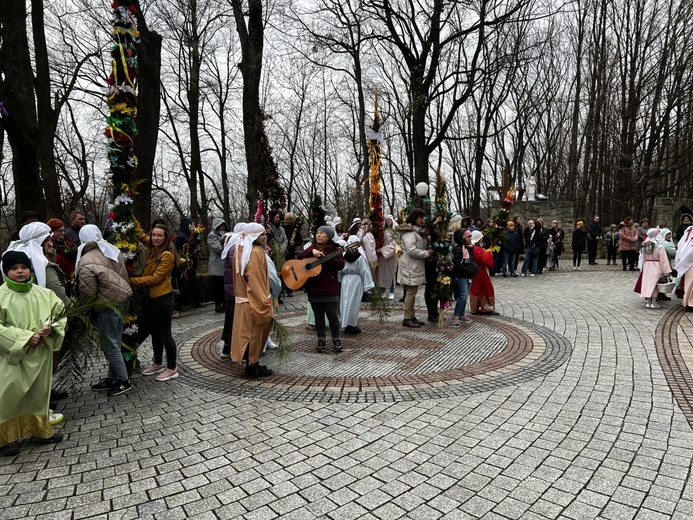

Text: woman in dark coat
xmin=572 ymin=221 xmax=587 ymax=270
xmin=548 ymin=220 xmax=565 ymax=270
xmin=535 ymin=218 xmax=550 ymax=274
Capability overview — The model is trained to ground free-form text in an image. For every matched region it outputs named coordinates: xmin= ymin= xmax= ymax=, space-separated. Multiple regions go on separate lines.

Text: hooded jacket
xmin=207 ymin=217 xmax=228 ymax=277
xmin=397 ymin=224 xmax=429 ymax=286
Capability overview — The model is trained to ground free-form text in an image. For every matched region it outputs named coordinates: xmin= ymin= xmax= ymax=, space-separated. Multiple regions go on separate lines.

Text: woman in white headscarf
xmin=76 ymin=225 xmax=134 ymax=395
xmin=635 ymin=228 xmax=671 ymax=309
xmin=376 ymin=214 xmax=398 ymax=300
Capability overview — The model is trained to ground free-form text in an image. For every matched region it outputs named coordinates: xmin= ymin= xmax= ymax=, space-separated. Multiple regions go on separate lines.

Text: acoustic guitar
xmin=281 ymin=242 xmax=361 ymax=291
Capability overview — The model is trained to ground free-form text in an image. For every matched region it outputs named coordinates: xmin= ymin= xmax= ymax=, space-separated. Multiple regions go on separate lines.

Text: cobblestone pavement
xmin=2 ymin=265 xmax=693 ymax=519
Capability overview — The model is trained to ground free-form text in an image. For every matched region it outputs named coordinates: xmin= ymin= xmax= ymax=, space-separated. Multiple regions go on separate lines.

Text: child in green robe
xmin=0 ymin=251 xmax=67 ymax=457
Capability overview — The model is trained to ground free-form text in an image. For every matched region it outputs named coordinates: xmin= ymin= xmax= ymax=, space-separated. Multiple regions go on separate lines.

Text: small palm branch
xmin=271 ymin=317 xmax=293 ymax=364
xmin=50 ymin=298 xmax=125 ymax=396
xmin=367 ymin=288 xmax=390 ymax=324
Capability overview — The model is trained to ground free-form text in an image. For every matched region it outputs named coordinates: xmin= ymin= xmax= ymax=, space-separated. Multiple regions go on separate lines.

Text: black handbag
xmin=456 ymin=256 xmax=478 ymax=279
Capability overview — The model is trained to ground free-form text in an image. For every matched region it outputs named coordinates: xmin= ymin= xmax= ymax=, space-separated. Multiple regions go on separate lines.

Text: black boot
xmin=245 ymin=363 xmax=273 ymax=378
xmin=333 ymin=339 xmax=343 ymax=352
xmin=317 ymin=338 xmax=326 ymax=353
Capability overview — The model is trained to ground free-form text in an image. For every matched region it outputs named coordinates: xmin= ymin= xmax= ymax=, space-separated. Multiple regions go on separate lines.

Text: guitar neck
xmin=310 ymin=246 xmax=344 ymax=267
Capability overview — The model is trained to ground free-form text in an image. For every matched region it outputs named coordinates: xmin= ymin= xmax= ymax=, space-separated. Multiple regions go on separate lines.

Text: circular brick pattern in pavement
xmin=656 ymin=305 xmax=693 ymax=429
xmin=176 ymin=309 xmax=572 ymax=402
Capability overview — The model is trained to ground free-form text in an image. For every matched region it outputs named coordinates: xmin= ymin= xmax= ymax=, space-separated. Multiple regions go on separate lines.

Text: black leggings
xmin=148 ymin=292 xmax=177 ymax=369
xmin=221 ymin=297 xmax=235 ymax=354
xmin=212 ymin=276 xmax=225 ymax=307
xmin=310 ymin=300 xmax=341 ymax=340
xmin=573 ymin=250 xmax=583 ymax=267
xmin=622 ymin=250 xmax=637 ymax=270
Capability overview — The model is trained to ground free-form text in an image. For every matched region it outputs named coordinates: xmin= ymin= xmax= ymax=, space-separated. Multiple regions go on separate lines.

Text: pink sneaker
xmin=142 ymin=364 xmax=164 ymax=376
xmin=451 ymin=316 xmax=460 ymax=326
xmin=155 ymin=368 xmax=179 ymax=382
xmin=460 ymin=315 xmax=473 ymax=323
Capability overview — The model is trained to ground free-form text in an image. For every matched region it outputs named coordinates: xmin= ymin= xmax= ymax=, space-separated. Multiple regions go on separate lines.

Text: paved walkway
xmin=2 ymin=265 xmax=693 ymax=519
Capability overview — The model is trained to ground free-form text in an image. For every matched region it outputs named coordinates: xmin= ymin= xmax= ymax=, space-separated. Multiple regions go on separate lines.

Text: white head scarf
xmin=676 ymin=225 xmax=693 ymax=276
xmin=238 ymin=223 xmax=266 ymax=275
xmin=221 ymin=223 xmax=246 ymax=260
xmin=333 ymin=216 xmax=342 ymax=227
xmin=642 ymin=227 xmax=660 ymax=246
xmin=346 ymin=234 xmax=366 ymax=257
xmin=658 ymin=228 xmax=671 ymax=246
xmin=3 ymin=222 xmax=52 ymax=287
xmin=471 ymin=230 xmax=484 ymax=245
xmin=384 ymin=214 xmax=398 ymax=228
xmin=75 ymin=224 xmax=123 ymax=275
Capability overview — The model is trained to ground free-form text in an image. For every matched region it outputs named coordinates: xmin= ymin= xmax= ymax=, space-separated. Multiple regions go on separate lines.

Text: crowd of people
xmin=0 ymin=211 xmax=185 ymax=455
xmin=2 ymin=206 xmax=693 ymax=457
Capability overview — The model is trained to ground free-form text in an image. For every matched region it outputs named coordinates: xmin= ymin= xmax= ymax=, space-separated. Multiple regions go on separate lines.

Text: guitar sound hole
xmin=305 ymin=264 xmax=312 ymax=271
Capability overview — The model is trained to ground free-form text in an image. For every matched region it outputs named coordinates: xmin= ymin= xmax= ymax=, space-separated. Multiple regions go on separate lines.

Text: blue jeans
xmin=502 ymin=251 xmax=517 ymax=275
xmin=96 ymin=307 xmax=129 ymax=382
xmin=454 ymin=278 xmax=471 ymax=317
xmin=521 ymin=246 xmax=538 ymax=275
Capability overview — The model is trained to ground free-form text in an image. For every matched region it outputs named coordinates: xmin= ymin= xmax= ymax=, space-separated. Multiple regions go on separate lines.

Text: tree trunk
xmin=0 ymin=1 xmax=46 ymax=224
xmin=133 ymin=0 xmax=162 ymax=232
xmin=231 ymin=0 xmax=265 ymax=218
xmin=31 ymin=0 xmax=62 ymax=218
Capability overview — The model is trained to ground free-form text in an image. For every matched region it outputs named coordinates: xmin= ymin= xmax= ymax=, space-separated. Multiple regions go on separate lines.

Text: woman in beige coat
xmin=397 ymin=209 xmax=433 ymax=328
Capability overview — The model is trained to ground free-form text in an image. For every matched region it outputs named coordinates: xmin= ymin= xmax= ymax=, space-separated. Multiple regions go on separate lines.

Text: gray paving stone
xmin=2 ymin=278 xmax=693 ymax=520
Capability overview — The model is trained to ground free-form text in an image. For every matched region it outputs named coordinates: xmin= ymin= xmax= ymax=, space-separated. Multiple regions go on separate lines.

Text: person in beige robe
xmin=231 ymin=223 xmax=274 ymax=377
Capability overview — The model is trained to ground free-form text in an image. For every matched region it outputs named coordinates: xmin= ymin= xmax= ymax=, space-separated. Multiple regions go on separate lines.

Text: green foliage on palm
xmin=51 ymin=297 xmax=124 ymax=395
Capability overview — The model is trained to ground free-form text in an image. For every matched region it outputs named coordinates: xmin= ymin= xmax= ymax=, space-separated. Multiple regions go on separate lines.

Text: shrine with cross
xmin=487 ymin=168 xmax=523 ymax=201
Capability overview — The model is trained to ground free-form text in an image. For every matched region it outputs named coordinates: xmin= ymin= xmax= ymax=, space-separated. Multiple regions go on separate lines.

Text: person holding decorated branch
xmin=398 ymin=209 xmax=433 ymax=328
xmin=297 ymin=226 xmax=345 ymax=352
xmin=469 ymin=230 xmax=499 ymax=315
xmin=0 ymin=251 xmax=67 ymax=457
xmin=232 ymin=223 xmax=274 ymax=376
xmin=130 ymin=225 xmax=180 ymax=382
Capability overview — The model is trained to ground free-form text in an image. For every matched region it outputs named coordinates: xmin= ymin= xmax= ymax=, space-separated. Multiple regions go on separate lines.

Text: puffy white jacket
xmin=397 ymin=224 xmax=429 ymax=286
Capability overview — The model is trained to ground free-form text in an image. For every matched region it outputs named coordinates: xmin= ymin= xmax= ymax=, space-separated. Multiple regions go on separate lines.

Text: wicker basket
xmin=658 ymin=282 xmax=675 ymax=294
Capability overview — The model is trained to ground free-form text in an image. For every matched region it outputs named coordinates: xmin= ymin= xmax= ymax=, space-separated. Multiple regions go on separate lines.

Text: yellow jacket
xmin=129 ymin=251 xmax=174 ymax=298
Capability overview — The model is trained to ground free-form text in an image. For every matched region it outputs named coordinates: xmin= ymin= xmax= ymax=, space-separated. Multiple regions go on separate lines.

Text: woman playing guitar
xmin=297 ymin=226 xmax=345 ymax=353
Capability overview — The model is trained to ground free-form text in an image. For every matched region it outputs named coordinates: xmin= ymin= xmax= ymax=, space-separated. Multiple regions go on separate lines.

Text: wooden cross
xmin=487 ymin=168 xmax=512 ymax=200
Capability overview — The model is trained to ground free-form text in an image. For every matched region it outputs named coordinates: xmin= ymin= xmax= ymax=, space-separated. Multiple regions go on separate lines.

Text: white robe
xmin=338 ymin=255 xmax=375 ymax=327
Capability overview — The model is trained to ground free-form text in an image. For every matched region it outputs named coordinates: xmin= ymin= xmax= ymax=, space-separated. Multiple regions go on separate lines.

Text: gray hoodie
xmin=207 ymin=217 xmax=228 ymax=276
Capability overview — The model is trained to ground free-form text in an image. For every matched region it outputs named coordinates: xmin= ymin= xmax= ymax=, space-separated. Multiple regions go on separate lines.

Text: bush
xmin=196 ymin=273 xmax=214 ymax=303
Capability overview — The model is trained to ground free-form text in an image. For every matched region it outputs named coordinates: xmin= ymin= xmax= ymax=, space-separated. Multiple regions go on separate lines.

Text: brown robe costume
xmin=231 ymin=245 xmax=273 ymax=365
